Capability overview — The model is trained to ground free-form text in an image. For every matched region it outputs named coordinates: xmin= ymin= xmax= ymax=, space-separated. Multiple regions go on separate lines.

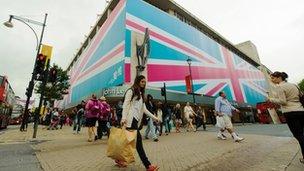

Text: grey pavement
xmin=0 ymin=123 xmax=302 ymax=171
xmin=0 ymin=143 xmax=42 ymax=171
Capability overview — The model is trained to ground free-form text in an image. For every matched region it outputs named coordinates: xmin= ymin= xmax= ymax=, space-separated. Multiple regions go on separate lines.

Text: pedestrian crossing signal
xmin=34 ymin=54 xmax=47 ymax=80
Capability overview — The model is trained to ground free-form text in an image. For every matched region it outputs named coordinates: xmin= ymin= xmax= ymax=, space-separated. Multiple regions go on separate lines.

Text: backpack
xmin=100 ymin=103 xmax=110 ymax=120
xmin=90 ymin=100 xmax=100 ymax=115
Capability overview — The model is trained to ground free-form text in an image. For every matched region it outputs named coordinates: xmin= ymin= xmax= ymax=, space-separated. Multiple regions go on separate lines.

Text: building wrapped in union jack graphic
xmin=59 ymin=0 xmax=269 ymax=109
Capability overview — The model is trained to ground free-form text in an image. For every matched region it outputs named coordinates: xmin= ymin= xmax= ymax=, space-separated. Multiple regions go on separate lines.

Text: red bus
xmin=0 ymin=75 xmax=16 ymax=129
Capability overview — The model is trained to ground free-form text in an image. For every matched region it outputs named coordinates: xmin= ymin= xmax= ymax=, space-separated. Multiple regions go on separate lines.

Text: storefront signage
xmin=103 ymin=86 xmax=129 ymax=97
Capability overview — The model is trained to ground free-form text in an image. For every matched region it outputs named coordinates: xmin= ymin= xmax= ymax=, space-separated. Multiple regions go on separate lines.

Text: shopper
xmin=173 ymin=103 xmax=182 ymax=133
xmin=215 ymin=91 xmax=244 ymax=142
xmin=184 ymin=102 xmax=196 ymax=132
xmin=85 ymin=94 xmax=102 ymax=142
xmin=144 ymin=94 xmax=158 ymax=142
xmin=268 ymin=71 xmax=304 ymax=163
xmin=119 ymin=75 xmax=160 ymax=171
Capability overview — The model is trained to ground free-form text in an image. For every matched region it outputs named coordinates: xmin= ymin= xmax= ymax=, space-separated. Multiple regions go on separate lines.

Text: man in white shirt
xmin=215 ymin=91 xmax=244 ymax=142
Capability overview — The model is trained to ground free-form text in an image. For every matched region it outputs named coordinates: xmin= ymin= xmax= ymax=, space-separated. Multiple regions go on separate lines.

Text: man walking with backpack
xmin=85 ymin=94 xmax=103 ymax=142
xmin=97 ymin=96 xmax=111 ymax=140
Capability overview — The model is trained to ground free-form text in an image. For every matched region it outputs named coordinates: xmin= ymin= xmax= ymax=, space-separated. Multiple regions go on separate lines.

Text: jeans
xmin=164 ymin=117 xmax=171 ymax=133
xmin=144 ymin=119 xmax=158 ymax=140
xmin=73 ymin=117 xmax=82 ymax=133
xmin=127 ymin=118 xmax=151 ymax=169
xmin=97 ymin=120 xmax=109 ymax=139
xmin=284 ymin=111 xmax=304 ymax=158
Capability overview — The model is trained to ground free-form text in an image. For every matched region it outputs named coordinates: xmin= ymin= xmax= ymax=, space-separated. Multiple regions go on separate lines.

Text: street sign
xmin=41 ymin=44 xmax=53 ymax=61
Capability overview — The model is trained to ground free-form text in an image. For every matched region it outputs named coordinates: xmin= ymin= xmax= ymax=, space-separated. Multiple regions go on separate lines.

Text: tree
xmin=35 ymin=64 xmax=70 ymax=106
xmin=298 ymin=79 xmax=304 ymax=92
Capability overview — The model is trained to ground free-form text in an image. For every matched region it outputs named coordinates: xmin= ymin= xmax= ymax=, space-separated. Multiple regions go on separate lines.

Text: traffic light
xmin=161 ymin=87 xmax=166 ymax=96
xmin=34 ymin=54 xmax=46 ymax=78
xmin=48 ymin=67 xmax=57 ymax=83
xmin=161 ymin=84 xmax=166 ymax=97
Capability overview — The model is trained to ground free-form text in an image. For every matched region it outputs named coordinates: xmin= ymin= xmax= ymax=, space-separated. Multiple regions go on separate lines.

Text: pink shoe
xmin=146 ymin=165 xmax=159 ymax=171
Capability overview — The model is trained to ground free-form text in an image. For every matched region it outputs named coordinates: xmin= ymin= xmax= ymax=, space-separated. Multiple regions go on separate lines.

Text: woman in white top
xmin=155 ymin=101 xmax=163 ymax=136
xmin=268 ymin=71 xmax=304 ymax=163
xmin=184 ymin=102 xmax=196 ymax=132
xmin=120 ymin=75 xmax=160 ymax=171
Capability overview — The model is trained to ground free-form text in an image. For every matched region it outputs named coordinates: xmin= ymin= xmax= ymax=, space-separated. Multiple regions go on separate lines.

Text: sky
xmin=1 ymin=0 xmax=304 ymax=100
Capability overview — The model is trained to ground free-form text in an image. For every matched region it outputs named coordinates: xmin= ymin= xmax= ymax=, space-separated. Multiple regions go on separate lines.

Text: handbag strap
xmin=295 ymin=84 xmax=303 ymax=96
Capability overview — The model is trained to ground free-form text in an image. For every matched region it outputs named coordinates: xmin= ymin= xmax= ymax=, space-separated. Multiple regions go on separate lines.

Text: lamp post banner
xmin=185 ymin=75 xmax=192 ymax=94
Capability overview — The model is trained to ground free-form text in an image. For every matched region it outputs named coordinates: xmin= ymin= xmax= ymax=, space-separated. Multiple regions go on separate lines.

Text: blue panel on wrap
xmin=125 ymin=29 xmax=131 ymax=57
xmin=253 ymin=80 xmax=268 ymax=90
xmin=84 ymin=8 xmax=126 ymax=70
xmin=221 ymin=85 xmax=233 ymax=101
xmin=126 ymin=0 xmax=222 ymax=62
xmin=125 ymin=29 xmax=198 ymax=62
xmin=150 ymin=38 xmax=199 ymax=62
xmin=243 ymin=84 xmax=266 ymax=105
xmin=71 ymin=61 xmax=124 ymax=104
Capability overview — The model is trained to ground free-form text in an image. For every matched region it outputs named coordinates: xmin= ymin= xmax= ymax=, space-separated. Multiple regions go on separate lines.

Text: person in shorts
xmin=215 ymin=91 xmax=244 ymax=142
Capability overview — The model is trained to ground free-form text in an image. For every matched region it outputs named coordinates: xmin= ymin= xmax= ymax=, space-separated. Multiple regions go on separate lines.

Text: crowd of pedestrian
xmin=28 ymin=68 xmax=304 ymax=170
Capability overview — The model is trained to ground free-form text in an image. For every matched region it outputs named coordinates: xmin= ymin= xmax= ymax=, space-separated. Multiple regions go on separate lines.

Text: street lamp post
xmin=187 ymin=57 xmax=196 ymax=104
xmin=3 ymin=14 xmax=48 ymax=135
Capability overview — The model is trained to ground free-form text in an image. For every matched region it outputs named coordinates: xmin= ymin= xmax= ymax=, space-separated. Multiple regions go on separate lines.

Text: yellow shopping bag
xmin=106 ymin=127 xmax=137 ymax=164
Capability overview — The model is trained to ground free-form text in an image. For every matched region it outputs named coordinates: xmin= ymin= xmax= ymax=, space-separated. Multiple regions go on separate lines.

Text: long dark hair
xmin=271 ymin=71 xmax=288 ymax=81
xmin=131 ymin=75 xmax=146 ymax=100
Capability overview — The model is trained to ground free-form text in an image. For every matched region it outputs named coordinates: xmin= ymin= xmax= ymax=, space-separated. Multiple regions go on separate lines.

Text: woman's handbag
xmin=107 ymin=127 xmax=137 ymax=164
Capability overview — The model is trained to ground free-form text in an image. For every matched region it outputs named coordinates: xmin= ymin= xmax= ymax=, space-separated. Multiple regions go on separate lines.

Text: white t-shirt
xmin=157 ymin=109 xmax=163 ymax=122
xmin=131 ymin=96 xmax=143 ymax=121
xmin=184 ymin=106 xmax=194 ymax=119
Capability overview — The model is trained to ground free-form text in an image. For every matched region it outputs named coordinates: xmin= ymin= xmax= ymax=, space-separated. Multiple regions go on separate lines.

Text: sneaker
xmin=221 ymin=134 xmax=227 ymax=138
xmin=145 ymin=136 xmax=149 ymax=139
xmin=217 ymin=134 xmax=227 ymax=140
xmin=146 ymin=164 xmax=159 ymax=171
xmin=153 ymin=139 xmax=159 ymax=142
xmin=234 ymin=136 xmax=244 ymax=142
xmin=94 ymin=135 xmax=98 ymax=141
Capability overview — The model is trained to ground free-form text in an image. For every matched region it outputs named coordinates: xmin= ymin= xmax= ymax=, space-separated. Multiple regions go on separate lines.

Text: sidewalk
xmin=1 ymin=125 xmax=303 ymax=171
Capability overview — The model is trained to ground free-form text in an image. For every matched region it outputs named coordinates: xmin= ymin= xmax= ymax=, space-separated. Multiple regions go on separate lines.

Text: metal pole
xmin=32 ymin=14 xmax=48 ymax=138
xmin=188 ymin=63 xmax=195 ymax=104
xmin=33 ymin=58 xmax=50 ymax=138
xmin=163 ymin=82 xmax=167 ymax=104
xmin=20 ymin=13 xmax=48 ymax=132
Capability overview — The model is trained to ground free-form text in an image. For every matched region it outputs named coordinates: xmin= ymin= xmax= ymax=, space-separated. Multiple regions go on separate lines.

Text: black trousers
xmin=284 ymin=111 xmax=304 ymax=158
xmin=127 ymin=118 xmax=151 ymax=169
xmin=97 ymin=120 xmax=109 ymax=139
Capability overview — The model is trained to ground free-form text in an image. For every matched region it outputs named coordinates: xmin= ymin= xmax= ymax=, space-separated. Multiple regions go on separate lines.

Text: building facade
xmin=60 ymin=0 xmax=268 ymax=109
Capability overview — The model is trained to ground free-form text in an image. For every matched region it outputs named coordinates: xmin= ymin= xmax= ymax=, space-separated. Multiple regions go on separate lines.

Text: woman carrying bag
xmin=268 ymin=71 xmax=304 ymax=163
xmin=119 ymin=75 xmax=160 ymax=171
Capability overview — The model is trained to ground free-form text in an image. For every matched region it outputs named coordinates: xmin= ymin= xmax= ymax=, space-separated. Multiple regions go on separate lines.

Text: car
xmin=9 ymin=114 xmax=22 ymax=125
